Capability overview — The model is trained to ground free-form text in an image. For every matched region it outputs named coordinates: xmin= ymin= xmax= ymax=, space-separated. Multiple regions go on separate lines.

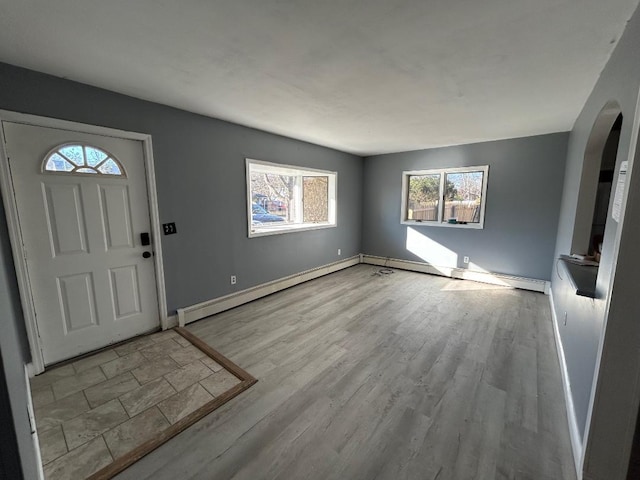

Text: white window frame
xmin=401 ymin=165 xmax=489 ymax=229
xmin=246 ymin=158 xmax=337 ymax=237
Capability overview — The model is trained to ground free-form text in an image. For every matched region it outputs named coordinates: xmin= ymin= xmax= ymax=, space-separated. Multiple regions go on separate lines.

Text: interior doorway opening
xmin=571 ymin=101 xmax=623 ymax=256
xmin=588 ymin=113 xmax=623 ymax=258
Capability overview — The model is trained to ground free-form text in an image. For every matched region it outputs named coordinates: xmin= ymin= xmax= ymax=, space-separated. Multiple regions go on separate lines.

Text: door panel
xmin=44 ymin=183 xmax=88 ymax=256
xmin=109 ymin=265 xmax=141 ymax=318
xmin=57 ymin=272 xmax=98 ymax=332
xmin=100 ymin=184 xmax=134 ymax=250
xmin=3 ymin=121 xmax=160 ymax=364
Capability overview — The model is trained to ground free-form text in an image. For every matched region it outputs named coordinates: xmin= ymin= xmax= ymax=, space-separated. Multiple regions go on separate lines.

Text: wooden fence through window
xmin=409 ymin=203 xmax=480 ymax=223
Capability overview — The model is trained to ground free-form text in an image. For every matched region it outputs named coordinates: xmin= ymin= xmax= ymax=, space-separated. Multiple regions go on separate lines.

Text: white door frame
xmin=580 ymin=85 xmax=640 ymax=479
xmin=0 ymin=110 xmax=169 ymax=375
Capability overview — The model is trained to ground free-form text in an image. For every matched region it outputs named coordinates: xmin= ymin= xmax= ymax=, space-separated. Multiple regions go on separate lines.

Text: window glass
xmin=443 ymin=170 xmax=485 ymax=223
xmin=97 ymin=158 xmax=124 ymax=175
xmin=247 ymin=160 xmax=337 ymax=237
xmin=45 ymin=153 xmax=74 ymax=172
xmin=407 ymin=174 xmax=440 ymax=221
xmin=86 ymin=146 xmax=108 ymax=166
xmin=303 ymin=176 xmax=329 ymax=223
xmin=59 ymin=145 xmax=84 ymax=166
xmin=401 ymin=166 xmax=488 ymax=228
xmin=43 ymin=144 xmax=124 ymax=176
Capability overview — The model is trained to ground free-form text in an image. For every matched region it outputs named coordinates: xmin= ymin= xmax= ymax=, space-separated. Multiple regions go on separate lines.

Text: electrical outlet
xmin=338 ymin=248 xmax=341 ymax=256
xmin=463 ymin=256 xmax=470 ymax=264
xmin=230 ymin=275 xmax=237 ymax=285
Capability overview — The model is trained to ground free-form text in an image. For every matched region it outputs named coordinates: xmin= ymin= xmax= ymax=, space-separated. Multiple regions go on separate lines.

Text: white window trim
xmin=401 ymin=165 xmax=489 ymax=229
xmin=246 ymin=158 xmax=337 ymax=238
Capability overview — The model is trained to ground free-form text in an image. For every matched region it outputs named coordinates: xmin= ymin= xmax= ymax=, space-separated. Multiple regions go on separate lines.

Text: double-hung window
xmin=247 ymin=159 xmax=337 ymax=237
xmin=401 ymin=165 xmax=489 ymax=228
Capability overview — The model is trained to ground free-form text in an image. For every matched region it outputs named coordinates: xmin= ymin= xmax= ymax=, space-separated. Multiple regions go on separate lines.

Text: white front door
xmin=2 ymin=121 xmax=160 ymax=365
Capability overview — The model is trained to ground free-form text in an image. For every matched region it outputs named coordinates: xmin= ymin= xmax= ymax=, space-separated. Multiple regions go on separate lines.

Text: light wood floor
xmin=116 ymin=265 xmax=576 ymax=480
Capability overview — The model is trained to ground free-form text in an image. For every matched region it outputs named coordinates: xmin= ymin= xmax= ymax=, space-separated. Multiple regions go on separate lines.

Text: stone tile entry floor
xmin=31 ymin=329 xmax=249 ymax=480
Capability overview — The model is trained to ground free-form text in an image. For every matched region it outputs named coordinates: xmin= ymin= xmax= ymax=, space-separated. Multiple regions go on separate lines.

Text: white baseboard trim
xmin=24 ymin=365 xmax=45 ymax=480
xmin=165 ymin=315 xmax=178 ymax=329
xmin=177 ymin=255 xmax=360 ymax=326
xmin=176 ymin=253 xmax=549 ymax=325
xmin=549 ymin=290 xmax=583 ymax=479
xmin=361 ymin=255 xmax=550 ymax=293
xmin=25 ymin=362 xmax=36 ymax=378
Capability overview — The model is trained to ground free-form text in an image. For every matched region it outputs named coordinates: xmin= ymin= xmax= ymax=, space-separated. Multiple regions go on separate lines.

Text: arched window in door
xmin=43 ymin=144 xmax=125 ymax=176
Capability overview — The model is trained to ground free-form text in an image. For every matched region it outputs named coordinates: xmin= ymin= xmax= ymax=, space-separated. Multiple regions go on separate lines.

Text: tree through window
xmin=402 ymin=166 xmax=489 ymax=228
xmin=247 ymin=159 xmax=337 ymax=237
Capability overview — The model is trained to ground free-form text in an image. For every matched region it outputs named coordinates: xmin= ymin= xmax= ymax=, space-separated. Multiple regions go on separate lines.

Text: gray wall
xmin=0 ymin=62 xmax=363 ymax=478
xmin=362 ymin=133 xmax=568 ymax=281
xmin=0 ymin=62 xmax=363 ymax=316
xmin=0 ymin=199 xmax=38 ymax=479
xmin=3 ymin=5 xmax=640 ymax=475
xmin=551 ymin=4 xmax=640 ymax=478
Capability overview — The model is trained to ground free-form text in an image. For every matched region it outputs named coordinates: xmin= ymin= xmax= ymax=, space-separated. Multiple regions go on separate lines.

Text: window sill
xmin=559 ymin=258 xmax=598 ymax=298
xmin=401 ymin=220 xmax=484 ymax=229
xmin=249 ymin=222 xmax=336 ymax=238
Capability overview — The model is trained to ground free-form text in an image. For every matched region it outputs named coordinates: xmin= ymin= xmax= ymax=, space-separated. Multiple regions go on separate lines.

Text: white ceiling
xmin=0 ymin=0 xmax=638 ymax=156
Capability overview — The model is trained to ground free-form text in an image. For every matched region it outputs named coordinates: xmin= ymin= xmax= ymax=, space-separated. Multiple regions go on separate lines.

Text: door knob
xmin=142 ymin=251 xmax=152 ymax=259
